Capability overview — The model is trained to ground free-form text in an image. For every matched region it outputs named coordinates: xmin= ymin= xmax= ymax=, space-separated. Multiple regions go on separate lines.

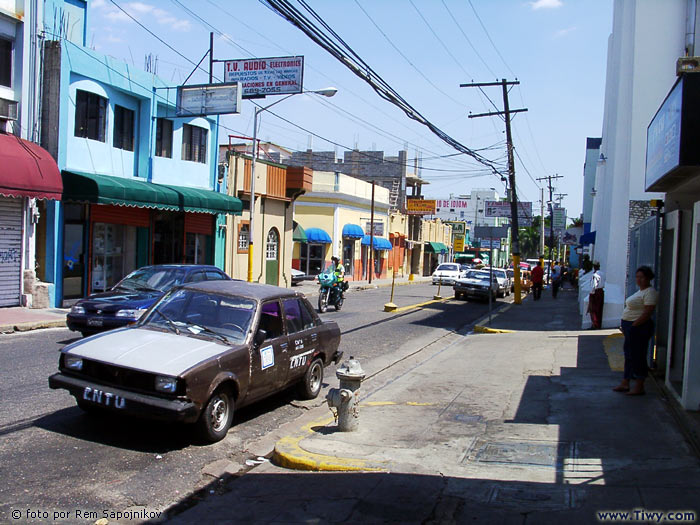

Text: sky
xmin=87 ymin=0 xmax=614 ymax=219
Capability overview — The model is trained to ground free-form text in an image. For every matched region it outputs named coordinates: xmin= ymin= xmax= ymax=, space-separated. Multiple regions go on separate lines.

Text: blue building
xmin=35 ymin=0 xmax=240 ymax=307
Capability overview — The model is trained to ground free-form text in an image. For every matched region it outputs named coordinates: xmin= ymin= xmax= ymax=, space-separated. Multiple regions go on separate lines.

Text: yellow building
xmin=293 ymin=171 xmax=392 ymax=280
xmin=224 ymin=153 xmax=311 ymax=286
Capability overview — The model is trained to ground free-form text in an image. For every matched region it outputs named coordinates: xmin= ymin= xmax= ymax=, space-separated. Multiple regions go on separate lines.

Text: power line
xmin=467 ymin=0 xmax=516 ymax=77
xmin=440 ymin=0 xmax=497 ymax=79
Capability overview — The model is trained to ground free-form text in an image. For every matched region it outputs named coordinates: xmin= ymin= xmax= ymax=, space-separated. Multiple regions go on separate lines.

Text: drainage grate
xmin=468 ymin=440 xmax=576 ymax=469
xmin=489 ymin=485 xmax=575 ymax=510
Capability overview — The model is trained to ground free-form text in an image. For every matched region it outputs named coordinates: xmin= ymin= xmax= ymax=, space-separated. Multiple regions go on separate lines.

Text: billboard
xmin=453 ymin=235 xmax=465 ymax=252
xmin=364 ymin=221 xmax=384 ymax=236
xmin=444 ymin=221 xmax=466 ymax=234
xmin=645 ymin=76 xmax=682 ymax=190
xmin=484 ymin=200 xmax=532 ymax=225
xmin=552 ymin=207 xmax=567 ymax=232
xmin=224 ymin=56 xmax=304 ymax=98
xmin=436 ymin=199 xmax=469 ymax=210
xmin=176 ymin=82 xmax=241 ymax=116
xmin=480 ymin=239 xmax=502 ymax=250
xmin=406 ymin=199 xmax=436 ymax=215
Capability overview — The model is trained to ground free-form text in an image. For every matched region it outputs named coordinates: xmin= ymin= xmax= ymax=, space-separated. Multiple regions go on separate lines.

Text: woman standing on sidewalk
xmin=613 ymin=266 xmax=658 ymax=396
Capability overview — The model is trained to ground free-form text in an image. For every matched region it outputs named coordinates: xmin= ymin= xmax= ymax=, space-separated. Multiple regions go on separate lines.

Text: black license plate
xmin=82 ymin=386 xmax=126 ymax=409
xmin=87 ymin=318 xmax=103 ymax=327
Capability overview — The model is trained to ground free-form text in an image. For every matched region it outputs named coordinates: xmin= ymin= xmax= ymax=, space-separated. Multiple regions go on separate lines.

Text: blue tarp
xmin=361 ymin=235 xmax=393 ymax=250
xmin=305 ymin=227 xmax=333 ymax=244
xmin=342 ymin=223 xmax=365 ymax=239
xmin=580 ymin=231 xmax=596 ymax=246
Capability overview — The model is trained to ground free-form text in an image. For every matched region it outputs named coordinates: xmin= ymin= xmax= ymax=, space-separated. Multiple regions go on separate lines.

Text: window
xmin=187 ymin=271 xmax=205 ymax=283
xmin=259 ymin=301 xmax=284 ymax=339
xmin=182 ymin=123 xmax=208 ymax=163
xmin=113 ymin=105 xmax=135 ymax=151
xmin=0 ymin=38 xmax=11 ymax=87
xmin=156 ymin=118 xmax=173 ymax=158
xmin=283 ymin=298 xmax=303 ymax=334
xmin=299 ymin=299 xmax=316 ymax=330
xmin=74 ymin=90 xmax=108 ymax=142
xmin=206 ymin=270 xmax=226 ymax=280
xmin=266 ymin=228 xmax=279 ymax=260
xmin=237 ymin=222 xmax=250 ymax=253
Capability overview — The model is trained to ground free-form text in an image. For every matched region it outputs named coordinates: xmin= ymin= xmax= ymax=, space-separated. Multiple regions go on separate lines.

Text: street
xmin=0 ymin=284 xmax=501 ymax=523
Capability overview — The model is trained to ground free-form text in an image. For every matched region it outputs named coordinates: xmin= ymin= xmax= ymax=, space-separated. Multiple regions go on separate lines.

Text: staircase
xmin=389 ymin=177 xmax=400 ymax=209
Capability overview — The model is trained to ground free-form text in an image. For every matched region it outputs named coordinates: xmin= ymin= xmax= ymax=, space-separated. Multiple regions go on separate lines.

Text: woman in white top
xmin=613 ymin=266 xmax=658 ymax=396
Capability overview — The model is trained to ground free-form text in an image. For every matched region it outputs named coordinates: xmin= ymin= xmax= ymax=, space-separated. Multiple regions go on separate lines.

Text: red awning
xmin=0 ymin=133 xmax=62 ymax=200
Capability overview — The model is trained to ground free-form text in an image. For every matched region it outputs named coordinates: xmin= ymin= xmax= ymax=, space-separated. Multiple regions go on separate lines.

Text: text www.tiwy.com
xmin=597 ymin=509 xmax=696 ymax=523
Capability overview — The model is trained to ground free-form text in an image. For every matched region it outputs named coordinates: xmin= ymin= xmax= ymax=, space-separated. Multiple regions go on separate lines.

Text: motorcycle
xmin=317 ymin=264 xmax=348 ymax=313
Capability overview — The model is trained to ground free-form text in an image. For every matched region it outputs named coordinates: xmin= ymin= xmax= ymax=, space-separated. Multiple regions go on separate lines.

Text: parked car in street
xmin=432 ymin=263 xmax=465 ymax=285
xmin=50 ymin=281 xmax=343 ymax=443
xmin=66 ymin=265 xmax=230 ymax=337
xmin=453 ymin=270 xmax=499 ymax=302
xmin=489 ymin=268 xmax=511 ymax=297
xmin=291 ymin=268 xmax=315 ymax=286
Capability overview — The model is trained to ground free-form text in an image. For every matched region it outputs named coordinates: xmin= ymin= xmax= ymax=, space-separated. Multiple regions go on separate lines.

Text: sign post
xmin=474 ymin=226 xmax=509 ymax=324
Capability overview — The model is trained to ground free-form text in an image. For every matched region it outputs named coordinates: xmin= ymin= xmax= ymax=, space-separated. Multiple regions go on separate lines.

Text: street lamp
xmin=247 ymin=87 xmax=338 ymax=282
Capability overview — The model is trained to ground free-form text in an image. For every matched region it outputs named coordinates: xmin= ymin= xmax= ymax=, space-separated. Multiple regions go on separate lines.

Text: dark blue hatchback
xmin=66 ymin=265 xmax=231 ymax=336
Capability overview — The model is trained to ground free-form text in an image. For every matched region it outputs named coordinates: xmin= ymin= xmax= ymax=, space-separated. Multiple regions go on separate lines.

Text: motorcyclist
xmin=331 ymin=256 xmax=345 ymax=285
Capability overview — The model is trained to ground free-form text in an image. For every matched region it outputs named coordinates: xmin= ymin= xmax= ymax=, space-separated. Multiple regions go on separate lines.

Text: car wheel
xmin=454 ymin=291 xmax=462 ymax=300
xmin=298 ymin=358 xmax=324 ymax=400
xmin=196 ymin=389 xmax=234 ymax=443
xmin=498 ymin=290 xmax=505 ymax=298
xmin=79 ymin=331 xmax=93 ymax=338
xmin=76 ymin=399 xmax=101 ymax=415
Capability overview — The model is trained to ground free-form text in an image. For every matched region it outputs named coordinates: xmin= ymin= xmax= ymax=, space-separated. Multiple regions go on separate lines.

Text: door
xmin=281 ymin=297 xmax=318 ymax=385
xmin=0 ymin=196 xmax=22 ymax=306
xmin=342 ymin=240 xmax=354 ymax=278
xmin=265 ymin=228 xmax=280 ymax=286
xmin=249 ymin=300 xmax=289 ymax=400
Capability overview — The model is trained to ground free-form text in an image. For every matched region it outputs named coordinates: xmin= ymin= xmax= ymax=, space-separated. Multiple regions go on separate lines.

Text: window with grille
xmin=266 ymin=229 xmax=279 ymax=260
xmin=113 ymin=105 xmax=135 ymax=151
xmin=237 ymin=223 xmax=250 ymax=252
xmin=0 ymin=38 xmax=12 ymax=88
xmin=182 ymin=123 xmax=208 ymax=163
xmin=74 ymin=90 xmax=107 ymax=142
xmin=156 ymin=118 xmax=173 ymax=157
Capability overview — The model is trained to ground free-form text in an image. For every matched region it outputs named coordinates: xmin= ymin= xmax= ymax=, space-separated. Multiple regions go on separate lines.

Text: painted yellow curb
xmin=390 ymin=296 xmax=451 ymax=314
xmin=473 ymin=325 xmax=516 ymax=334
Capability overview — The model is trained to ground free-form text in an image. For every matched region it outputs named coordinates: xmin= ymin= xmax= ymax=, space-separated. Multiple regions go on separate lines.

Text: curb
xmin=0 ymin=319 xmax=66 ymax=334
xmin=271 ymin=415 xmax=385 ymax=472
xmin=473 ymin=325 xmax=515 ymax=334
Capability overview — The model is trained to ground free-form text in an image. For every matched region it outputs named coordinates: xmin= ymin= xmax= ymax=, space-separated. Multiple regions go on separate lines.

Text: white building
xmin=587 ymin=0 xmax=683 ymax=328
xmin=434 ymin=189 xmax=504 ymax=228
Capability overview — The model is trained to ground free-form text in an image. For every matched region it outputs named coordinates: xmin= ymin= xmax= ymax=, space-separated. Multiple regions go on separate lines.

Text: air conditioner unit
xmin=0 ymin=98 xmax=18 ymax=120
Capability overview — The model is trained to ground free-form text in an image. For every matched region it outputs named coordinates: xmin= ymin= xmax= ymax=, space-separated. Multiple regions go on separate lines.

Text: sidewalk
xmin=0 ymin=306 xmax=67 ymax=333
xmin=167 ymin=288 xmax=700 ymax=523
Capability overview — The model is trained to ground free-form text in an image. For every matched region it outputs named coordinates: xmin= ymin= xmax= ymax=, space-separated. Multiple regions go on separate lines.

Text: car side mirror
xmin=254 ymin=329 xmax=267 ymax=346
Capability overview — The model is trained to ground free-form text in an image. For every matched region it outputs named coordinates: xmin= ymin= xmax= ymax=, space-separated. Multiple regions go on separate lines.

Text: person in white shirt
xmin=587 ymin=263 xmax=605 ymax=329
xmin=613 ymin=266 xmax=658 ymax=396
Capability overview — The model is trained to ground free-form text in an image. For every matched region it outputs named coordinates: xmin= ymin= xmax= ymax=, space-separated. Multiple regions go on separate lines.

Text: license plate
xmin=87 ymin=318 xmax=103 ymax=327
xmin=82 ymin=386 xmax=126 ymax=409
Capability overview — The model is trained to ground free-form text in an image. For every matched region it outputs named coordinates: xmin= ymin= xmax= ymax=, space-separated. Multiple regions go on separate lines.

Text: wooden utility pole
xmin=369 ymin=181 xmax=375 ymax=284
xmin=537 ymin=174 xmax=563 ymax=282
xmin=462 ymin=79 xmax=527 ymax=304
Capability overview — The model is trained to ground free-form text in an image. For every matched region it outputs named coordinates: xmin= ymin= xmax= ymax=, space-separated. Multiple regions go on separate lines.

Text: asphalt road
xmin=0 ymin=283 xmax=502 ymax=524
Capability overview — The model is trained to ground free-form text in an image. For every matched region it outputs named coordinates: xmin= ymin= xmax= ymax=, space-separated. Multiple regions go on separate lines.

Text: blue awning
xmin=305 ymin=227 xmax=332 ymax=244
xmin=342 ymin=223 xmax=365 ymax=239
xmin=361 ymin=235 xmax=393 ymax=250
xmin=580 ymin=231 xmax=596 ymax=246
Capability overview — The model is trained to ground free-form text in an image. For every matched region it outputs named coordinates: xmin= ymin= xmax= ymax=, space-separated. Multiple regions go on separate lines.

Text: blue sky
xmin=89 ymin=0 xmax=613 ymax=218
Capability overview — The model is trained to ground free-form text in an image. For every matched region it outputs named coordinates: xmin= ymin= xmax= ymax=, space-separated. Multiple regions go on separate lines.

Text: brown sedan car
xmin=49 ymin=281 xmax=342 ymax=442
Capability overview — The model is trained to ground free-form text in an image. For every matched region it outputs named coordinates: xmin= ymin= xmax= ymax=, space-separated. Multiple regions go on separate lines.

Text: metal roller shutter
xmin=0 ymin=196 xmax=22 ymax=307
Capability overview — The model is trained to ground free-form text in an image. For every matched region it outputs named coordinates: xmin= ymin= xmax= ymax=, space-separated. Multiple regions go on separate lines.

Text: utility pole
xmin=536 ymin=174 xmax=563 ymax=283
xmin=462 ymin=79 xmax=527 ymax=304
xmin=554 ymin=193 xmax=567 ymax=263
xmin=368 ymin=181 xmax=375 ymax=284
xmin=539 ymin=187 xmax=545 ymax=268
xmin=209 ymin=32 xmax=214 ymax=84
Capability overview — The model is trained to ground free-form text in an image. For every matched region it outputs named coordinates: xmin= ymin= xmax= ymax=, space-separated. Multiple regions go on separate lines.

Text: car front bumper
xmin=66 ymin=314 xmax=133 ymax=333
xmin=433 ymin=277 xmax=456 ymax=285
xmin=453 ymin=284 xmax=491 ymax=298
xmin=49 ymin=373 xmax=199 ymax=423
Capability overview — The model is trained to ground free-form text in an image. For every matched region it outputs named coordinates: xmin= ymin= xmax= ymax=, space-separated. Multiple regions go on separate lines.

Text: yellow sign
xmin=454 ymin=235 xmax=465 ymax=252
xmin=406 ymin=199 xmax=436 ymax=215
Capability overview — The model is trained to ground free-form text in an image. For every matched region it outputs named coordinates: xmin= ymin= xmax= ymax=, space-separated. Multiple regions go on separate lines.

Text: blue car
xmin=66 ymin=265 xmax=231 ymax=336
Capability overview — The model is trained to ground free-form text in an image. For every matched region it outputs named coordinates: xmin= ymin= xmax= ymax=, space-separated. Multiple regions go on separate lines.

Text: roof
xmin=183 ymin=280 xmax=300 ymax=301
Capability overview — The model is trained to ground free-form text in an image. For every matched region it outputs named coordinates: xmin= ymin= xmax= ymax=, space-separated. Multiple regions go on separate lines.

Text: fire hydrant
xmin=326 ymin=357 xmax=366 ymax=432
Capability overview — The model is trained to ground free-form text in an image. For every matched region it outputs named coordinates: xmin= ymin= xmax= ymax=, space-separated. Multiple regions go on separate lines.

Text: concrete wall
xmin=582 ymin=138 xmax=601 ymax=229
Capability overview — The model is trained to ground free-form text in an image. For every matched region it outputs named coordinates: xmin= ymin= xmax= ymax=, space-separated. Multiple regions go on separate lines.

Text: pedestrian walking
xmin=587 ymin=262 xmax=605 ymax=329
xmin=551 ymin=261 xmax=562 ymax=298
xmin=531 ymin=261 xmax=544 ymax=301
xmin=613 ymin=266 xmax=658 ymax=396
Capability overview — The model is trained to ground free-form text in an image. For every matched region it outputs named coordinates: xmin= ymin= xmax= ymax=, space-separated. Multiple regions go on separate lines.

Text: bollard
xmin=384 ymin=270 xmax=398 ymax=312
xmin=434 ymin=276 xmax=443 ymax=300
xmin=326 ymin=357 xmax=366 ymax=432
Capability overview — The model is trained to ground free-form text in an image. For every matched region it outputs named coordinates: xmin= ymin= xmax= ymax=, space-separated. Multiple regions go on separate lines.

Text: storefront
xmin=360 ymin=235 xmax=392 ymax=279
xmin=0 ymin=134 xmax=62 ymax=307
xmin=342 ymin=223 xmax=364 ymax=280
xmin=424 ymin=242 xmax=448 ymax=275
xmin=60 ymin=171 xmax=241 ymax=301
xmin=298 ymin=227 xmax=332 ymax=276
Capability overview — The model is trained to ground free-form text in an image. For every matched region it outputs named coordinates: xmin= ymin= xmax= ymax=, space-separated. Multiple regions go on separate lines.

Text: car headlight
xmin=64 ymin=355 xmax=83 ymax=371
xmin=115 ymin=308 xmax=147 ymax=319
xmin=155 ymin=375 xmax=178 ymax=393
xmin=70 ymin=304 xmax=85 ymax=314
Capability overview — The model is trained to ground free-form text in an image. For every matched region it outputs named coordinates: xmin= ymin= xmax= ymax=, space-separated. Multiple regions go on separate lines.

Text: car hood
xmin=76 ymin=289 xmax=163 ymax=312
xmin=457 ymin=278 xmax=490 ymax=286
xmin=65 ymin=328 xmax=237 ymax=376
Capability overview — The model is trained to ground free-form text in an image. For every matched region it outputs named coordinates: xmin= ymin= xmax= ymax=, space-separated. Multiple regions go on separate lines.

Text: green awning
xmin=62 ymin=171 xmax=242 ymax=215
xmin=293 ymin=221 xmax=307 ymax=242
xmin=425 ymin=242 xmax=448 ymax=254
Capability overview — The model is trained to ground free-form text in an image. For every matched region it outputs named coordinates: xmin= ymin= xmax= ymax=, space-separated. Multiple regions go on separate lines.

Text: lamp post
xmin=247 ymin=87 xmax=338 ymax=282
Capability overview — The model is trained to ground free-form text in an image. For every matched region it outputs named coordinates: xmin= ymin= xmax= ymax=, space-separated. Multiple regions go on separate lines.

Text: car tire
xmin=76 ymin=399 xmax=101 ymax=415
xmin=79 ymin=331 xmax=93 ymax=338
xmin=498 ymin=290 xmax=505 ymax=298
xmin=196 ymin=389 xmax=234 ymax=443
xmin=298 ymin=358 xmax=324 ymax=400
xmin=454 ymin=292 xmax=462 ymax=300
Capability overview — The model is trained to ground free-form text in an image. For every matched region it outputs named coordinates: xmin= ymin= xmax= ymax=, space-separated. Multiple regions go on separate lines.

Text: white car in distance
xmin=432 ymin=263 xmax=465 ymax=285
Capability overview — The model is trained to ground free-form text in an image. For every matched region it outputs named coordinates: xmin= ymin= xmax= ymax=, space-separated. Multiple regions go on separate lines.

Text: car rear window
xmin=437 ymin=264 xmax=459 ymax=271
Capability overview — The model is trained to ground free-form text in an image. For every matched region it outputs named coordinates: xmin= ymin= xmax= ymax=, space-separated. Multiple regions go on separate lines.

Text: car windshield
xmin=142 ymin=289 xmax=256 ymax=344
xmin=436 ymin=264 xmax=459 ymax=272
xmin=115 ymin=267 xmax=187 ymax=292
xmin=465 ymin=271 xmax=490 ymax=281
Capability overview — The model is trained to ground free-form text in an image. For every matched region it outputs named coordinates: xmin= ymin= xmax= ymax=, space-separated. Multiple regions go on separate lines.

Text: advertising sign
xmin=552 ymin=207 xmax=566 ymax=232
xmin=444 ymin=221 xmax=466 ymax=234
xmin=562 ymin=230 xmax=579 ymax=245
xmin=176 ymin=83 xmax=241 ymax=116
xmin=436 ymin=199 xmax=469 ymax=210
xmin=484 ymin=200 xmax=532 ymax=225
xmin=406 ymin=199 xmax=436 ymax=215
xmin=224 ymin=56 xmax=304 ymax=98
xmin=453 ymin=235 xmax=465 ymax=252
xmin=473 ymin=225 xmax=509 ymax=239
xmin=364 ymin=221 xmax=384 ymax=237
xmin=480 ymin=239 xmax=502 ymax=250
xmin=646 ymin=77 xmax=682 ymax=190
